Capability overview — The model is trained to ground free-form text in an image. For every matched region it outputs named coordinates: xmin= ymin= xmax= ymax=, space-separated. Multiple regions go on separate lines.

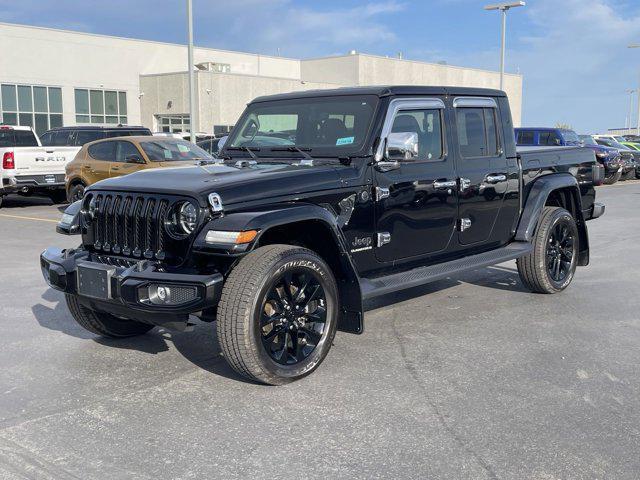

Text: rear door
xmin=453 ymin=97 xmax=517 ymax=246
xmin=374 ymin=97 xmax=458 ymax=263
xmin=86 ymin=141 xmax=116 ymax=183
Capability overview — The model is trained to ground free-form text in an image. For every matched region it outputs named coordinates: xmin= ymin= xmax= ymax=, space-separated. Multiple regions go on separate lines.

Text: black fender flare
xmin=515 ymin=173 xmax=589 ymax=266
xmin=193 ymin=203 xmax=364 ymax=333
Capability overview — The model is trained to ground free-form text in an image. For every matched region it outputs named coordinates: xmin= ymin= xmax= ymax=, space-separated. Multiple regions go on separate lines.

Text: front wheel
xmin=65 ymin=294 xmax=155 ymax=337
xmin=68 ymin=183 xmax=86 ymax=203
xmin=216 ymin=245 xmax=338 ymax=385
xmin=603 ymin=169 xmax=621 ymax=185
xmin=517 ymin=207 xmax=579 ymax=294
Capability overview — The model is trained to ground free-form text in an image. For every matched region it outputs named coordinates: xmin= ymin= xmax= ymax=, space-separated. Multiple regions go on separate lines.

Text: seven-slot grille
xmin=87 ymin=192 xmax=173 ymax=261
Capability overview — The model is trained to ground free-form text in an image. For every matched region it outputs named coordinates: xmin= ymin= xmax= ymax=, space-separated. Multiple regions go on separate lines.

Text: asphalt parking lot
xmin=1 ymin=183 xmax=639 ymax=480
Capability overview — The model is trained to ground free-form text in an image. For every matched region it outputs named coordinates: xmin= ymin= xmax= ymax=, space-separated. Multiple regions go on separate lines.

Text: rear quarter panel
xmin=517 ymin=146 xmax=597 ymax=213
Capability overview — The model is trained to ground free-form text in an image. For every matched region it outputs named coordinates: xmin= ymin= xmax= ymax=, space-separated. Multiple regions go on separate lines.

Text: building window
xmin=156 ymin=114 xmax=191 ymax=133
xmin=0 ymin=84 xmax=63 ymax=135
xmin=75 ymin=88 xmax=127 ymax=125
xmin=214 ymin=125 xmax=234 ymax=135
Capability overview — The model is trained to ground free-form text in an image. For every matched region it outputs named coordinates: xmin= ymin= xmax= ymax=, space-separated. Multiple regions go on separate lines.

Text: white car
xmin=0 ymin=126 xmax=80 ymax=207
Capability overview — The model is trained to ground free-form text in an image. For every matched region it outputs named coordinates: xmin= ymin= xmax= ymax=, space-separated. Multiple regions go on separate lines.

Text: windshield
xmin=578 ymin=135 xmax=597 ymax=146
xmin=601 ymin=138 xmax=627 ymax=150
xmin=139 ymin=140 xmax=213 ymax=162
xmin=225 ymin=95 xmax=379 ymax=157
xmin=562 ymin=130 xmax=580 ymax=144
xmin=614 ymin=136 xmax=627 ymax=143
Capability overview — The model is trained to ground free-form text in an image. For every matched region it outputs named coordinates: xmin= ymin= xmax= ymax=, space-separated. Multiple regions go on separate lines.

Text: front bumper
xmin=40 ymin=247 xmax=223 ymax=328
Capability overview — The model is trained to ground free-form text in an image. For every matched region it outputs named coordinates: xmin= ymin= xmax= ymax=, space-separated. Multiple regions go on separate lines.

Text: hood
xmin=88 ymin=160 xmax=347 ymax=206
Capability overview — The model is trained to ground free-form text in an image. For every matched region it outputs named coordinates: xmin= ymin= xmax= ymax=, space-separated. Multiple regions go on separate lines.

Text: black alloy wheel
xmin=259 ymin=269 xmax=327 ymax=365
xmin=69 ymin=184 xmax=85 ymax=203
xmin=546 ymin=221 xmax=575 ymax=283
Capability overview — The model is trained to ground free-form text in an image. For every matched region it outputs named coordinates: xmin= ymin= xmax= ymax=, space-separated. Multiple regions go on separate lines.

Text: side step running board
xmin=361 ymin=242 xmax=532 ymax=300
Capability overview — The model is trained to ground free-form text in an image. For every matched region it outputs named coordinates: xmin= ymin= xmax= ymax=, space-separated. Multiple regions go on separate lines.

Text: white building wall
xmin=0 ymin=22 xmax=524 ymax=131
xmin=301 ymin=54 xmax=523 ymax=126
xmin=0 ymin=22 xmax=300 ymax=127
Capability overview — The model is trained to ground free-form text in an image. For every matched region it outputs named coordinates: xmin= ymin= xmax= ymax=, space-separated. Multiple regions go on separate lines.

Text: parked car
xmin=40 ymin=126 xmax=152 ymax=147
xmin=154 ymin=132 xmax=214 ymax=143
xmin=515 ymin=127 xmax=582 ymax=147
xmin=593 ymin=136 xmax=640 ymax=180
xmin=0 ymin=125 xmax=80 ymax=207
xmin=578 ymin=135 xmax=623 ymax=184
xmin=42 ymin=86 xmax=604 ymax=385
xmin=623 ymin=134 xmax=640 ymax=143
xmin=64 ymin=136 xmax=214 ymax=202
xmin=196 ymin=136 xmax=227 ymax=157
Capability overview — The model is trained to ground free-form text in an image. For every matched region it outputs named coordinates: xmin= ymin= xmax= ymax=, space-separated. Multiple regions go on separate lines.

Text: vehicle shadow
xmin=1 ymin=195 xmax=60 ymax=209
xmin=32 ymin=264 xmax=526 ymax=384
xmin=32 ymin=288 xmax=252 ymax=383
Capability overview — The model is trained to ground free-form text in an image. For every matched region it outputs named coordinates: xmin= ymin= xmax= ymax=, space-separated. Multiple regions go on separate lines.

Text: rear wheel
xmin=603 ymin=169 xmax=621 ymax=185
xmin=217 ymin=244 xmax=338 ymax=385
xmin=65 ymin=294 xmax=154 ymax=337
xmin=68 ymin=183 xmax=86 ymax=203
xmin=517 ymin=207 xmax=579 ymax=294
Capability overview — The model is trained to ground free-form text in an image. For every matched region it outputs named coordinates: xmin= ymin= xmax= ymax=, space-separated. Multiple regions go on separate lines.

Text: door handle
xmin=111 ymin=167 xmax=120 ymax=171
xmin=433 ymin=180 xmax=457 ymax=190
xmin=485 ymin=174 xmax=507 ymax=183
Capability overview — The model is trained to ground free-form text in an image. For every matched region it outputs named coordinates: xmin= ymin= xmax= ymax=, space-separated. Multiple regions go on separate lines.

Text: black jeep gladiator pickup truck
xmin=41 ymin=86 xmax=605 ymax=385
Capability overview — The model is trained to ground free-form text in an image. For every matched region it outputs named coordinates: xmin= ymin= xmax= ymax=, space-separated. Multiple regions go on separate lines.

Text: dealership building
xmin=0 ymin=22 xmax=523 ymax=137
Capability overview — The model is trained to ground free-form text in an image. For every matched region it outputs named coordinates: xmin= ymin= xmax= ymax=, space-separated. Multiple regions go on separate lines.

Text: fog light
xmin=144 ymin=284 xmax=199 ymax=306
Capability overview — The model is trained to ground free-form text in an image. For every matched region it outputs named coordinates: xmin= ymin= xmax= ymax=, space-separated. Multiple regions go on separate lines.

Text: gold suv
xmin=65 ymin=136 xmax=212 ymax=202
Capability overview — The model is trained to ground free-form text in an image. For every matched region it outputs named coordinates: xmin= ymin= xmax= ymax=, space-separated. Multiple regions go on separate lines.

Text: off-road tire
xmin=621 ymin=169 xmax=636 ymax=181
xmin=517 ymin=207 xmax=579 ymax=294
xmin=65 ymin=294 xmax=154 ymax=337
xmin=603 ymin=169 xmax=621 ymax=185
xmin=49 ymin=190 xmax=68 ymax=205
xmin=68 ymin=183 xmax=86 ymax=203
xmin=217 ymin=244 xmax=339 ymax=385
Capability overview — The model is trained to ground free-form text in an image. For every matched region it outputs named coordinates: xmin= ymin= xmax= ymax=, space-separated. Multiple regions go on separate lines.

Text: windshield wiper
xmin=225 ymin=146 xmax=260 ymax=159
xmin=270 ymin=146 xmax=314 ymax=164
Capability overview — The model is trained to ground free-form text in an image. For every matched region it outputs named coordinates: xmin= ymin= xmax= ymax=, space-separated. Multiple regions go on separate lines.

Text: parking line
xmin=0 ymin=213 xmax=58 ymax=223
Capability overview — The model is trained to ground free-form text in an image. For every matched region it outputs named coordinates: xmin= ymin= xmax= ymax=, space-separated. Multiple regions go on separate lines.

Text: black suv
xmin=41 ymin=86 xmax=604 ymax=385
xmin=40 ymin=126 xmax=152 ymax=147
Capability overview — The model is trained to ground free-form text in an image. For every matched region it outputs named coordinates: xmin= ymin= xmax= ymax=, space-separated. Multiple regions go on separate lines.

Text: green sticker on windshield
xmin=336 ymin=136 xmax=354 ymax=146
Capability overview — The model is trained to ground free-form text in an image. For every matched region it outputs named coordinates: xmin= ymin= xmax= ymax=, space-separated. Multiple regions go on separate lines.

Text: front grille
xmin=84 ymin=192 xmax=191 ymax=264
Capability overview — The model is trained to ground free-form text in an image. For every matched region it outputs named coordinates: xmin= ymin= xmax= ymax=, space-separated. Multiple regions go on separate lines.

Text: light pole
xmin=484 ymin=1 xmax=525 ymax=91
xmin=187 ymin=0 xmax=197 ymax=143
xmin=628 ymin=44 xmax=640 ymax=135
xmin=627 ymin=89 xmax=636 ymax=129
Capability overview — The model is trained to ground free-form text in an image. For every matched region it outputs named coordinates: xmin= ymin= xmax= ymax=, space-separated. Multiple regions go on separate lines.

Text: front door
xmin=110 ymin=140 xmax=145 ymax=178
xmin=374 ymin=98 xmax=458 ymax=263
xmin=452 ymin=97 xmax=512 ymax=245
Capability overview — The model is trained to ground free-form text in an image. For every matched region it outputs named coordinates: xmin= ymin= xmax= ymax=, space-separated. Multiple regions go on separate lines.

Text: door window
xmin=517 ymin=130 xmax=534 ymax=145
xmin=456 ymin=107 xmax=500 ymax=157
xmin=75 ymin=130 xmax=104 ymax=145
xmin=539 ymin=130 xmax=561 ymax=146
xmin=51 ymin=131 xmax=72 ymax=146
xmin=390 ymin=109 xmax=443 ymax=161
xmin=88 ymin=141 xmax=116 ymax=161
xmin=115 ymin=141 xmax=141 ymax=162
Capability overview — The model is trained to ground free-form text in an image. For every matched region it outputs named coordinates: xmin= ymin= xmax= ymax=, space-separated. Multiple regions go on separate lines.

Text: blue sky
xmin=2 ymin=0 xmax=640 ymax=133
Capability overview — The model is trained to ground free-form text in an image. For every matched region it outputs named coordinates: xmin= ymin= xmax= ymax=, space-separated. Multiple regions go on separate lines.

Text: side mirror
xmin=385 ymin=132 xmax=419 ymax=161
xmin=125 ymin=154 xmax=145 ymax=164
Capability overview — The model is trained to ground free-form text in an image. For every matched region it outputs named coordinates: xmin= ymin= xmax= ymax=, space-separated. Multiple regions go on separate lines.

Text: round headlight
xmin=179 ymin=202 xmax=198 ymax=234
